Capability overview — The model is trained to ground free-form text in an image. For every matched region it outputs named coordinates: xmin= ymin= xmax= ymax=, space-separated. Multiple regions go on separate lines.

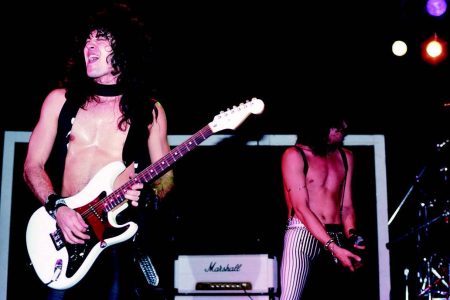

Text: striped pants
xmin=280 ymin=217 xmax=347 ymax=300
xmin=279 ymin=217 xmax=322 ymax=300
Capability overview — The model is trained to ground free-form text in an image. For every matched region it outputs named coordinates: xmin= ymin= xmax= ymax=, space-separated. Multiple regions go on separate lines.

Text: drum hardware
xmin=436 ymin=139 xmax=449 ymax=152
xmin=416 ymin=254 xmax=449 ymax=299
xmin=385 ymin=210 xmax=448 ymax=249
xmin=388 ymin=165 xmax=428 ymax=226
xmin=387 ymin=138 xmax=449 ymax=299
xmin=404 ymin=268 xmax=410 ymax=300
xmin=415 ymin=205 xmax=449 ymax=299
xmin=388 ymin=137 xmax=448 ymax=227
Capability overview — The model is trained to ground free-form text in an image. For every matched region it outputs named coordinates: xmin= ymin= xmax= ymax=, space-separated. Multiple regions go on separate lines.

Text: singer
xmin=279 ymin=107 xmax=367 ymax=300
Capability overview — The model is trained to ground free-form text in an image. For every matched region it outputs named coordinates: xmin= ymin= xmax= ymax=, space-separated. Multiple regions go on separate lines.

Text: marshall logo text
xmin=204 ymin=262 xmax=243 ymax=272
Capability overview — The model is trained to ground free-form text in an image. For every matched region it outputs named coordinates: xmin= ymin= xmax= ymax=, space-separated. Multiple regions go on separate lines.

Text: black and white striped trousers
xmin=280 ymin=217 xmax=345 ymax=300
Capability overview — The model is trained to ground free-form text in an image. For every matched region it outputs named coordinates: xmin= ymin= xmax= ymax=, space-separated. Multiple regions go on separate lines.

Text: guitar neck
xmin=103 ymin=125 xmax=213 ymax=210
xmin=99 ymin=97 xmax=264 ymax=212
xmin=138 ymin=124 xmax=213 ymax=183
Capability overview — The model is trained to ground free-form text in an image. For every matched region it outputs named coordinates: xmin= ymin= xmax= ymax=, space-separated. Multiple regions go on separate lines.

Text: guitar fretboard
xmin=100 ymin=125 xmax=213 ymax=213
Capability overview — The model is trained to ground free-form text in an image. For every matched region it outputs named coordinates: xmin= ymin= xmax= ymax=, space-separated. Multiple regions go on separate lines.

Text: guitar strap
xmin=122 ymin=98 xmax=158 ymax=170
xmin=337 ymin=148 xmax=348 ymax=213
xmin=45 ymin=99 xmax=80 ymax=193
xmin=120 ymin=98 xmax=164 ymax=287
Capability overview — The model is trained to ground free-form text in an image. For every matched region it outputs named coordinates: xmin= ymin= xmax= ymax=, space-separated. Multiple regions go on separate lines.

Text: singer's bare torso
xmin=62 ymin=96 xmax=130 ymax=197
xmin=284 ymin=145 xmax=347 ymax=224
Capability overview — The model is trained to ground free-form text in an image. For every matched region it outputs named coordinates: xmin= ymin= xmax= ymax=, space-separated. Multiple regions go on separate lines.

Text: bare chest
xmin=62 ymin=100 xmax=129 ymax=195
xmin=305 ymin=152 xmax=345 ymax=189
xmin=70 ymin=100 xmax=128 ymax=147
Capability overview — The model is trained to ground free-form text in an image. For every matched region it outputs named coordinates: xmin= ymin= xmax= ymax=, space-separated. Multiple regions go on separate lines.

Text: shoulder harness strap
xmin=338 ymin=147 xmax=348 ymax=213
xmin=338 ymin=147 xmax=348 ymax=174
xmin=290 ymin=146 xmax=309 ymax=217
xmin=294 ymin=145 xmax=308 ymax=176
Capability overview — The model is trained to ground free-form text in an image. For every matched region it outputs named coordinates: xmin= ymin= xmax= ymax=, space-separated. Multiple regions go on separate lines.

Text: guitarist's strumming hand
xmin=55 ymin=182 xmax=144 ymax=244
xmin=55 ymin=206 xmax=90 ymax=244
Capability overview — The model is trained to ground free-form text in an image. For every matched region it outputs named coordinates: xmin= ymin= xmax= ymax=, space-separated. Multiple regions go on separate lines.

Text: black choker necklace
xmin=93 ymin=83 xmax=124 ymax=96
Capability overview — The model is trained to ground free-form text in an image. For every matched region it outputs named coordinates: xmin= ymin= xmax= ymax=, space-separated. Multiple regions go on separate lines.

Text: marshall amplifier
xmin=174 ymin=254 xmax=278 ymax=299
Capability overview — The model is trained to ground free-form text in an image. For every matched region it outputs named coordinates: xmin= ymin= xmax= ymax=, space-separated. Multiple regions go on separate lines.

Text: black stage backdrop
xmin=1 ymin=1 xmax=449 ymax=299
xmin=7 ymin=138 xmax=380 ymax=299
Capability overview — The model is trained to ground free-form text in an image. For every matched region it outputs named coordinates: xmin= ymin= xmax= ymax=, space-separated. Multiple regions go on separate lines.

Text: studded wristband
xmin=45 ymin=193 xmax=67 ymax=219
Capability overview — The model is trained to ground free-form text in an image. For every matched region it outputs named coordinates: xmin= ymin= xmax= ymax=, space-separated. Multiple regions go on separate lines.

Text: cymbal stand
xmin=388 ymin=166 xmax=427 ymax=226
xmin=415 ymin=207 xmax=449 ymax=299
xmin=417 ymin=254 xmax=449 ymax=299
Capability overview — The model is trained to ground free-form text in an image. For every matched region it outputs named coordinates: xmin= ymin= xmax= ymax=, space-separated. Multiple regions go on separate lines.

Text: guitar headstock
xmin=209 ymin=98 xmax=265 ymax=133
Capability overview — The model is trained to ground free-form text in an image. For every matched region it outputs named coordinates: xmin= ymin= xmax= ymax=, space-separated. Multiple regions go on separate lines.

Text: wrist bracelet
xmin=45 ymin=193 xmax=66 ymax=219
xmin=324 ymin=238 xmax=336 ymax=251
xmin=44 ymin=193 xmax=59 ymax=210
xmin=54 ymin=198 xmax=67 ymax=210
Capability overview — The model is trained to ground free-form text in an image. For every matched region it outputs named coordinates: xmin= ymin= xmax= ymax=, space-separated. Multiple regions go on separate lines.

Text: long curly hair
xmin=62 ymin=2 xmax=156 ymax=130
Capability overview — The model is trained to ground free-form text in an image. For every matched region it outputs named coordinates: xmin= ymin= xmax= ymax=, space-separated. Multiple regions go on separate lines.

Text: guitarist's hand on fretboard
xmin=124 ymin=182 xmax=144 ymax=207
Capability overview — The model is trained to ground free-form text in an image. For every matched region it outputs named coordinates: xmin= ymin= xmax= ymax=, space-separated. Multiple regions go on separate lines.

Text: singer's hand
xmin=330 ymin=244 xmax=362 ymax=272
xmin=349 ymin=229 xmax=366 ymax=250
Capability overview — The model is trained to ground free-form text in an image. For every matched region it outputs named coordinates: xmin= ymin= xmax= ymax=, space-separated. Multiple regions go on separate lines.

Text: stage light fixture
xmin=392 ymin=40 xmax=408 ymax=57
xmin=421 ymin=33 xmax=448 ymax=65
xmin=426 ymin=0 xmax=447 ymax=17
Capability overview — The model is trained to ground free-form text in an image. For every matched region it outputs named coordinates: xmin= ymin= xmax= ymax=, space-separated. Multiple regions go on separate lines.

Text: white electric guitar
xmin=26 ymin=98 xmax=264 ymax=290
